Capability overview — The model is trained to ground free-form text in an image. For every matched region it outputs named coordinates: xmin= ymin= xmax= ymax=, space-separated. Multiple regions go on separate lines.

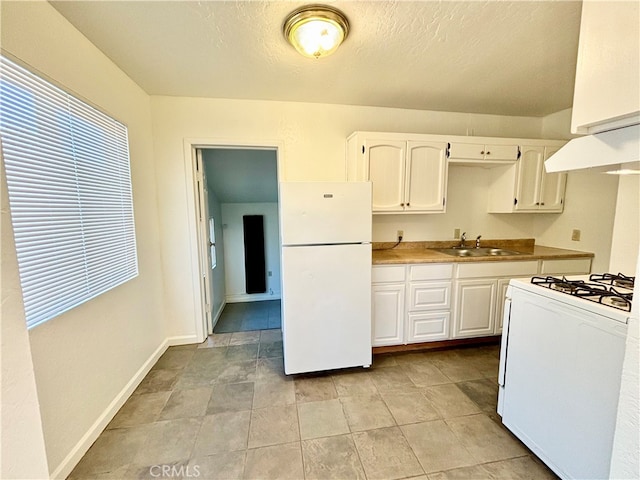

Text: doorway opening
xmin=195 ymin=146 xmax=281 ymax=337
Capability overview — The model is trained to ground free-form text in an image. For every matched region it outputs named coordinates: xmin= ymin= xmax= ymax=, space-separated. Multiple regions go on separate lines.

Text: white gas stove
xmin=498 ymin=272 xmax=633 ymax=480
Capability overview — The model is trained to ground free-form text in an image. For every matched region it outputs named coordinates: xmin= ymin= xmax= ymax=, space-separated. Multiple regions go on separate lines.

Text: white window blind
xmin=0 ymin=56 xmax=138 ymax=329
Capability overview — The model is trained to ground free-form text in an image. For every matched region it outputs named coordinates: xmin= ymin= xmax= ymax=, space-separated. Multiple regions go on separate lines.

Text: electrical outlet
xmin=454 ymin=228 xmax=460 ymax=239
xmin=268 ymin=271 xmax=272 ymax=277
xmin=397 ymin=230 xmax=404 ymax=241
xmin=571 ymin=229 xmax=581 ymax=241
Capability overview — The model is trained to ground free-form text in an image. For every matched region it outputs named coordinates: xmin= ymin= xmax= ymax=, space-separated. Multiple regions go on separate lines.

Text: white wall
xmin=221 ymin=203 xmax=281 ymax=302
xmin=609 ymin=175 xmax=640 ymax=275
xmin=373 ymin=165 xmax=536 ymax=242
xmin=535 ymin=107 xmax=620 ymax=272
xmin=150 ymin=95 xmax=547 ymax=338
xmin=1 ymin=2 xmax=167 ymax=477
xmin=1 ymin=159 xmax=49 ymax=480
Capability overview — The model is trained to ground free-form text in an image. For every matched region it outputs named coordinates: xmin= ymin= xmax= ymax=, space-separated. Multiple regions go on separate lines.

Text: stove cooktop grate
xmin=531 ymin=275 xmax=632 ymax=313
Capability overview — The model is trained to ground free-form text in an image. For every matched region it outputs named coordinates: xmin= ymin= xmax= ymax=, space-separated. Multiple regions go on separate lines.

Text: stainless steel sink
xmin=435 ymin=247 xmax=523 ymax=257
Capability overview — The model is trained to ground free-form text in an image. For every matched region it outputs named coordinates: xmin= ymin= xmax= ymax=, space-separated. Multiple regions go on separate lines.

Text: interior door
xmin=196 ymin=149 xmax=214 ymax=334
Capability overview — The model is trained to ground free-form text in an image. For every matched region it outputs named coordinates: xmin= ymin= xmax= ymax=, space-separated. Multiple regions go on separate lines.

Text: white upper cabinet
xmin=367 ymin=140 xmax=406 ymax=211
xmin=347 ymin=133 xmax=447 ymax=214
xmin=571 ymin=2 xmax=640 ymax=134
xmin=405 ymin=142 xmax=448 ymax=212
xmin=448 ymin=142 xmax=519 ymax=165
xmin=488 ymin=143 xmax=567 ymax=213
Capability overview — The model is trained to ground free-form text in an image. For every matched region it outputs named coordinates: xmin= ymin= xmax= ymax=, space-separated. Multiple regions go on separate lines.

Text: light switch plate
xmin=571 ymin=229 xmax=581 ymax=241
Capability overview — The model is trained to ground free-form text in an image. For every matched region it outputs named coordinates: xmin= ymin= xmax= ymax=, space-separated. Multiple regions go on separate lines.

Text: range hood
xmin=545 ymin=124 xmax=640 ymax=173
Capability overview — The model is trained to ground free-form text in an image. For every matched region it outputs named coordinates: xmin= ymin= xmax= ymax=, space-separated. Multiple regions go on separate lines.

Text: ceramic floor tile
xmin=401 ymin=420 xmax=476 ymax=474
xmin=69 ymin=425 xmax=152 ymax=477
xmin=134 ymin=417 xmax=201 ymax=466
xmin=158 ymin=387 xmax=212 ymax=421
xmin=400 ymin=362 xmax=452 ymax=387
xmin=188 ymin=451 xmax=246 ymax=480
xmin=294 ymin=375 xmax=338 ymax=403
xmin=259 ymin=329 xmax=282 ymax=343
xmin=207 ymin=382 xmax=254 ymax=414
xmin=456 ymin=377 xmax=499 ymax=413
xmin=370 ymin=365 xmax=418 ymax=393
xmin=371 ymin=353 xmax=400 ymax=368
xmin=248 ymin=405 xmax=300 ymax=449
xmin=174 ymin=366 xmax=220 ymax=390
xmin=427 ymin=463 xmax=493 ymax=480
xmin=431 ymin=354 xmax=486 ymax=383
xmin=381 ymin=392 xmax=440 ymax=425
xmin=242 ymin=316 xmax=269 ymax=331
xmin=153 ymin=349 xmax=196 ymax=371
xmin=242 ymin=442 xmax=303 ymax=480
xmin=302 ymin=434 xmax=366 ymax=480
xmin=446 ymin=414 xmax=528 ymax=464
xmin=340 ymin=394 xmax=396 ymax=432
xmin=192 ymin=411 xmax=251 ymax=456
xmin=256 ymin=357 xmax=288 ymax=382
xmin=198 ymin=333 xmax=232 ymax=348
xmin=229 ymin=331 xmax=261 ymax=346
xmin=483 ymin=455 xmax=559 ymax=479
xmin=214 ymin=360 xmax=257 ymax=384
xmin=108 ymin=391 xmax=170 ymax=429
xmin=133 ymin=369 xmax=181 ymax=394
xmin=331 ymin=371 xmax=378 ymax=396
xmin=423 ymin=384 xmax=482 ymax=419
xmin=258 ymin=340 xmax=283 ymax=358
xmin=353 ymin=426 xmax=424 ymax=480
xmin=225 ymin=344 xmax=259 ymax=362
xmin=252 ymin=378 xmax=295 ymax=409
xmin=298 ymin=399 xmax=350 ymax=440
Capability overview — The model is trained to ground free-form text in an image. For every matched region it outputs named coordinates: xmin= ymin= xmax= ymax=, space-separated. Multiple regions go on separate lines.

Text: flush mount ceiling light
xmin=283 ymin=4 xmax=350 ymax=59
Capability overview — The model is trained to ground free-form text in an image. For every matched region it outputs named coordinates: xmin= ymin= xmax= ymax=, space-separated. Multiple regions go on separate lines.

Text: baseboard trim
xmin=167 ymin=334 xmax=201 ymax=347
xmin=51 ymin=338 xmax=170 ymax=479
xmin=226 ymin=293 xmax=281 ymax=303
xmin=211 ymin=302 xmax=226 ymax=332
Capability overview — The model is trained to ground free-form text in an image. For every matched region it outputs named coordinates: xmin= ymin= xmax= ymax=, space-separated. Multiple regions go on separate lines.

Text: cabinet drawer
xmin=539 ymin=258 xmax=592 ymax=275
xmin=409 ymin=282 xmax=451 ymax=311
xmin=409 ymin=263 xmax=453 ymax=281
xmin=456 ymin=261 xmax=538 ymax=279
xmin=407 ymin=311 xmax=450 ymax=343
xmin=372 ymin=265 xmax=406 ymax=283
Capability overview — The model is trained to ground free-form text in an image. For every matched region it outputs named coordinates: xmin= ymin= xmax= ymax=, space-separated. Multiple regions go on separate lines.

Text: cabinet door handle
xmin=400 ymin=203 xmax=405 ymax=207
xmin=535 ymin=202 xmax=540 ymax=205
xmin=540 ymin=202 xmax=545 ymax=206
xmin=480 ymin=151 xmax=485 ymax=155
xmin=486 ymin=151 xmax=491 ymax=155
xmin=406 ymin=202 xmax=410 ymax=206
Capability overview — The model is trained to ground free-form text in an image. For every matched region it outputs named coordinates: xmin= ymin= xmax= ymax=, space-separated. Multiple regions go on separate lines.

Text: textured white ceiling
xmin=50 ymin=0 xmax=582 ymax=117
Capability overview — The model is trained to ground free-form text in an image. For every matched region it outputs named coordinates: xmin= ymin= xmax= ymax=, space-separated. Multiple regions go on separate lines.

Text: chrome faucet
xmin=459 ymin=232 xmax=466 ymax=248
xmin=475 ymin=235 xmax=482 ymax=248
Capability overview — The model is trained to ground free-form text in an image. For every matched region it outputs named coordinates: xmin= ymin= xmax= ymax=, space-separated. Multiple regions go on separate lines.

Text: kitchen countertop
xmin=372 ymin=239 xmax=594 ymax=265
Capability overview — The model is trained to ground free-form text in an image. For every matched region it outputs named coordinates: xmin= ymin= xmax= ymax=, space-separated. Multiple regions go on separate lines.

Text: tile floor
xmin=69 ymin=330 xmax=558 ymax=480
xmin=213 ymin=300 xmax=281 ymax=333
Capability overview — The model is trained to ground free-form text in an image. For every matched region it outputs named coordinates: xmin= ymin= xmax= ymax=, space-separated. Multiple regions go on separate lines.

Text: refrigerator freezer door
xmin=280 ymin=182 xmax=372 ymax=245
xmin=281 ymin=243 xmax=372 ymax=374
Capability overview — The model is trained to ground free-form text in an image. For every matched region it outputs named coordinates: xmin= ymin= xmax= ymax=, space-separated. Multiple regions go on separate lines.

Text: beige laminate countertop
xmin=372 ymin=239 xmax=594 ymax=265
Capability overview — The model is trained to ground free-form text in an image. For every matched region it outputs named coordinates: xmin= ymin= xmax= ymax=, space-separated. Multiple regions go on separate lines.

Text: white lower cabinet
xmin=372 ymin=283 xmax=405 ymax=346
xmin=452 ymin=261 xmax=539 ymax=339
xmin=373 ymin=257 xmax=592 ymax=345
xmin=453 ymin=279 xmax=497 ymax=338
xmin=372 ymin=264 xmax=451 ymax=346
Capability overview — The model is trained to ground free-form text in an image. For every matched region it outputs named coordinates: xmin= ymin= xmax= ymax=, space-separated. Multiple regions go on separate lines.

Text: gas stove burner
xmin=610 ymin=296 xmax=630 ymax=308
xmin=589 ymin=273 xmax=635 ymax=290
xmin=614 ymin=278 xmax=634 ymax=289
xmin=551 ymin=282 xmax=578 ymax=294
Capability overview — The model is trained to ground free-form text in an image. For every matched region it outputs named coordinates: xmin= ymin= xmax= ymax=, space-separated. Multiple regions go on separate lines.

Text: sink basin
xmin=435 ymin=247 xmax=522 ymax=257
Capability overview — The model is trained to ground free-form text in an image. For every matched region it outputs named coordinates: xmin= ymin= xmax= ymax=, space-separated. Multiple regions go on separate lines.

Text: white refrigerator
xmin=279 ymin=182 xmax=372 ymax=375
